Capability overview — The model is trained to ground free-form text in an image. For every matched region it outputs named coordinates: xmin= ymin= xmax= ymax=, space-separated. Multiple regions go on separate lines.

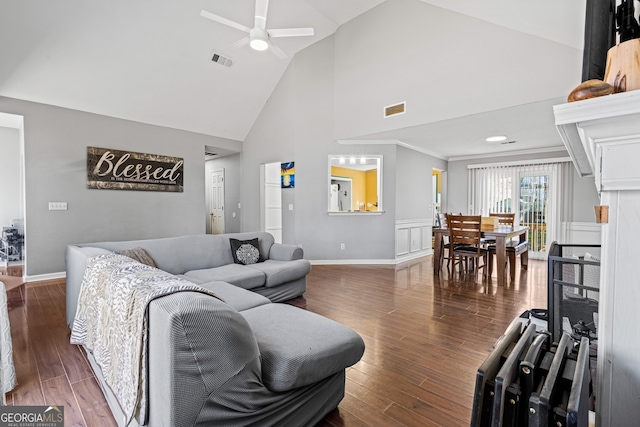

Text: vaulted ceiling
xmin=0 ymin=0 xmax=586 ymax=159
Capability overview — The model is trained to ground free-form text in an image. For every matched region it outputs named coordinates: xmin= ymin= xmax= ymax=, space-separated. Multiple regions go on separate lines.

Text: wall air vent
xmin=384 ymin=102 xmax=406 ymax=118
xmin=210 ymin=51 xmax=233 ymax=68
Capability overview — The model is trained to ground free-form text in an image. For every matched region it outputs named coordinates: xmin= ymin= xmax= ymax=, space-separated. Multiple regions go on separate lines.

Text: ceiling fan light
xmin=249 ymin=37 xmax=269 ymax=51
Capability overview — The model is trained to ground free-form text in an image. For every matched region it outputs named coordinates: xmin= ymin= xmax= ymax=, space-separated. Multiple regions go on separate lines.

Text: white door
xmin=262 ymin=162 xmax=282 ymax=243
xmin=210 ymin=169 xmax=225 ymax=234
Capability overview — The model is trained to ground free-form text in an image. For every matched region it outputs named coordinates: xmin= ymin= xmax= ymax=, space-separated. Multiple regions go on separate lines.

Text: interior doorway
xmin=329 ymin=177 xmax=352 ymax=211
xmin=0 ymin=113 xmax=26 ymax=273
xmin=209 ymin=169 xmax=225 ymax=234
xmin=432 ymin=169 xmax=443 ymax=224
xmin=260 ymin=162 xmax=282 ymax=243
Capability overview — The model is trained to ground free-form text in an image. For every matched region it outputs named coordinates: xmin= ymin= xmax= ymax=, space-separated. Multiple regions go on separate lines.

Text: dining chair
xmin=489 ymin=212 xmax=515 ymax=225
xmin=437 ymin=213 xmax=466 ymax=271
xmin=483 ymin=212 xmax=515 ymax=244
xmin=436 ymin=213 xmax=455 ymax=270
xmin=446 ymin=215 xmax=489 ymax=278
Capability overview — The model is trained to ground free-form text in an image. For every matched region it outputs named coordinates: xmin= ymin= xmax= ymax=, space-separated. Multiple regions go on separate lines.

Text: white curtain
xmin=468 ymin=161 xmax=572 ymax=258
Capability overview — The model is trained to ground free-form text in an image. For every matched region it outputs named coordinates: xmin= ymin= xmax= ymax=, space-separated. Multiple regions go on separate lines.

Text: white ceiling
xmin=0 ymin=0 xmax=586 ymax=159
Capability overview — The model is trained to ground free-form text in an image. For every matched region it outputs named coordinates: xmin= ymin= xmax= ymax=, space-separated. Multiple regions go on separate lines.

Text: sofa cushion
xmin=241 ymin=304 xmax=365 ymax=392
xmin=229 ymin=238 xmax=263 ymax=265
xmin=245 ymin=260 xmax=311 ymax=288
xmin=197 ymin=280 xmax=271 ymax=312
xmin=184 ymin=264 xmax=265 ymax=290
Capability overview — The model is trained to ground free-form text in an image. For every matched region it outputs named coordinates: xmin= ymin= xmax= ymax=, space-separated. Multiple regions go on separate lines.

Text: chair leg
xmin=509 ymin=252 xmax=516 ymax=280
xmin=483 ymin=254 xmax=488 ymax=278
xmin=488 ymin=253 xmax=494 ymax=276
xmin=521 ymin=250 xmax=529 ymax=270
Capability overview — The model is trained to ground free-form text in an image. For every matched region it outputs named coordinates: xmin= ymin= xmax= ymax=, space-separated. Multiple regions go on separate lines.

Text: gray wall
xmin=395 ymin=146 xmax=447 ymax=221
xmin=0 ymin=96 xmax=241 ymax=276
xmin=446 ymin=150 xmax=600 ymax=222
xmin=241 ymin=36 xmax=398 ymax=261
xmin=205 ymin=154 xmax=242 ymax=234
xmin=332 ymin=0 xmax=581 ymax=140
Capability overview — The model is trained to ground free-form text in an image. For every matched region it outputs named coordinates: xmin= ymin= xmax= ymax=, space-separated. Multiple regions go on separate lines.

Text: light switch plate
xmin=49 ymin=202 xmax=68 ymax=210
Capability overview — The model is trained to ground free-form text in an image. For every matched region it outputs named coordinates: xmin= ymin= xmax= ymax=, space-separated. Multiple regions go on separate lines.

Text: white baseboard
xmin=394 ymin=249 xmax=433 ymax=264
xmin=25 ymin=271 xmax=66 ymax=283
xmin=310 ymin=249 xmax=433 ymax=266
xmin=310 ymin=259 xmax=396 ymax=266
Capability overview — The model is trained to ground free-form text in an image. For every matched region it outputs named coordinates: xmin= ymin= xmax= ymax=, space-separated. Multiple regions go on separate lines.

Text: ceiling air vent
xmin=210 ymin=51 xmax=233 ymax=68
xmin=384 ymin=102 xmax=406 ymax=118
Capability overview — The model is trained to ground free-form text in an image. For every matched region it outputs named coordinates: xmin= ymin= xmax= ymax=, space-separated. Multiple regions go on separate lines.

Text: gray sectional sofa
xmin=65 ymin=232 xmax=365 ymax=427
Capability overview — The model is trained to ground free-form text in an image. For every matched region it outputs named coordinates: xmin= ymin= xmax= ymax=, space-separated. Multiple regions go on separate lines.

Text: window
xmin=468 ymin=160 xmax=572 ymax=259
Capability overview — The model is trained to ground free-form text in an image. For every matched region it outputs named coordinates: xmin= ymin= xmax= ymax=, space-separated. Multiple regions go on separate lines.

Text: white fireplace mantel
xmin=554 ymin=90 xmax=640 ymax=192
xmin=554 ymin=91 xmax=640 ymax=427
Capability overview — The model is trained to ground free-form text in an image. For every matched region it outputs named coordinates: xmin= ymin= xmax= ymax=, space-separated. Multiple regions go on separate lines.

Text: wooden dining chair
xmin=436 ymin=213 xmax=455 ymax=270
xmin=489 ymin=212 xmax=515 ymax=225
xmin=484 ymin=212 xmax=515 ymax=244
xmin=446 ymin=215 xmax=489 ymax=277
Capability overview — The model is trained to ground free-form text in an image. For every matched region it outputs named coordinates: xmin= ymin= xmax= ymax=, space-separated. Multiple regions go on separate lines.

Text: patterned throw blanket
xmin=70 ymin=253 xmax=220 ymax=425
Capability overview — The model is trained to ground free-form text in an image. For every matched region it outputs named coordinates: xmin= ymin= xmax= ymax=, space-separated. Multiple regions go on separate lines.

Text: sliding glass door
xmin=469 ymin=161 xmax=570 ymax=260
xmin=519 ymin=174 xmax=548 ymax=258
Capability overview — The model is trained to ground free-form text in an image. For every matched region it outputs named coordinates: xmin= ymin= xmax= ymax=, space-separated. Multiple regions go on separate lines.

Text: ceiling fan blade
xmin=269 ymin=42 xmax=288 ymax=59
xmin=200 ymin=9 xmax=252 ymax=34
xmin=254 ymin=0 xmax=269 ymax=30
xmin=268 ymin=28 xmax=315 ymax=38
xmin=224 ymin=36 xmax=251 ymax=51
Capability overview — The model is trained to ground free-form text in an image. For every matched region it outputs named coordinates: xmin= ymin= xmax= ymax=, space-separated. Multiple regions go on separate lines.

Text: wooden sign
xmin=87 ymin=147 xmax=184 ymax=192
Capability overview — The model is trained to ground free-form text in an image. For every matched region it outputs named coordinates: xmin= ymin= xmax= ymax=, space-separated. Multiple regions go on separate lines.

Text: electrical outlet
xmin=340 ymin=243 xmax=345 ymax=250
xmin=49 ymin=202 xmax=68 ymax=211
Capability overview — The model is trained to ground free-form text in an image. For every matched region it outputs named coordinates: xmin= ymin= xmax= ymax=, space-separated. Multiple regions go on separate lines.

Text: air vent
xmin=211 ymin=51 xmax=233 ymax=68
xmin=384 ymin=102 xmax=406 ymax=118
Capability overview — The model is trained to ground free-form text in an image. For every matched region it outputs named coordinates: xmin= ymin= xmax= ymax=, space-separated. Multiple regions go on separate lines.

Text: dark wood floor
xmin=3 ymin=256 xmax=547 ymax=426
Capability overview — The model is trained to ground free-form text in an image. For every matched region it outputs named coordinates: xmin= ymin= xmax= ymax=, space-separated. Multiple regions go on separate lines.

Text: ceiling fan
xmin=200 ymin=0 xmax=314 ymax=59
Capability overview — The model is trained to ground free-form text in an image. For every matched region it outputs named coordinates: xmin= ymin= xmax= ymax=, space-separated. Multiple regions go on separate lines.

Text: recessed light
xmin=486 ymin=135 xmax=508 ymax=142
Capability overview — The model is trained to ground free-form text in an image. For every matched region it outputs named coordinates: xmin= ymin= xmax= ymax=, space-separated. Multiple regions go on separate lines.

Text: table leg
xmin=496 ymin=236 xmax=507 ymax=286
xmin=433 ymin=231 xmax=443 ymax=274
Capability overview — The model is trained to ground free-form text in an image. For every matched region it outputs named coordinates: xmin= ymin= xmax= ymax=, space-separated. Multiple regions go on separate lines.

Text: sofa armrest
xmin=65 ymin=245 xmax=113 ymax=328
xmin=147 ymin=292 xmax=262 ymax=426
xmin=268 ymin=243 xmax=303 ymax=261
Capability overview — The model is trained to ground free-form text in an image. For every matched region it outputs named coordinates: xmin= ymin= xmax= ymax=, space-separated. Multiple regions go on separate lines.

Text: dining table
xmin=433 ymin=225 xmax=529 ymax=287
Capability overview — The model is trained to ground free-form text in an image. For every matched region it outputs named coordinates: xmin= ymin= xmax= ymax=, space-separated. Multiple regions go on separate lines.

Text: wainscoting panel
xmin=395 ymin=219 xmax=433 ymax=263
xmin=396 ymin=228 xmax=410 ymax=256
xmin=560 ymin=222 xmax=602 ymax=246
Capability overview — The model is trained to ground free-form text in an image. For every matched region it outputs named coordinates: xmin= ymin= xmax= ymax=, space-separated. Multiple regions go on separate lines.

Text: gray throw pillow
xmin=230 ymin=238 xmax=263 ymax=265
xmin=116 ymin=247 xmax=157 ymax=268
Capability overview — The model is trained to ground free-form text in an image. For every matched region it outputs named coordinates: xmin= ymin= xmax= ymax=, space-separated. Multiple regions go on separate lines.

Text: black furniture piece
xmin=547 ymin=242 xmax=600 ymax=344
xmin=471 ymin=240 xmax=600 ymax=427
